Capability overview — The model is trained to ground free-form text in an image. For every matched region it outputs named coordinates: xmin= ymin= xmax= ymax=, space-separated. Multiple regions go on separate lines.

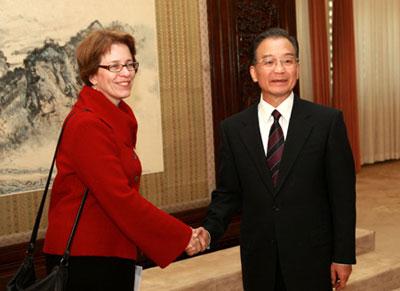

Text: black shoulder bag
xmin=7 ymin=113 xmax=89 ymax=291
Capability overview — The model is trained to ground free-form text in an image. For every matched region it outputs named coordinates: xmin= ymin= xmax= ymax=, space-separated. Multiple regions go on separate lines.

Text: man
xmin=194 ymin=28 xmax=356 ymax=290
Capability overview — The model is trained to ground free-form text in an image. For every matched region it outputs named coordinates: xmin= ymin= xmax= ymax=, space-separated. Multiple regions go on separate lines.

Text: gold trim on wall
xmin=199 ymin=0 xmax=216 ymax=195
xmin=295 ymin=0 xmax=314 ymax=101
xmin=0 ymin=0 xmax=213 ymax=247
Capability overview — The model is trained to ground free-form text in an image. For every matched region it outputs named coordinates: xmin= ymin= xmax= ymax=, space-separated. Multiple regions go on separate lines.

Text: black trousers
xmin=45 ymin=254 xmax=135 ymax=291
xmin=275 ymin=259 xmax=287 ymax=291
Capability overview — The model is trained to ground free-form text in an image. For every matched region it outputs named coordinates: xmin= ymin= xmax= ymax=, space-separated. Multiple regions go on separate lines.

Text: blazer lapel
xmin=275 ymin=97 xmax=314 ymax=194
xmin=238 ymin=104 xmax=275 ymax=194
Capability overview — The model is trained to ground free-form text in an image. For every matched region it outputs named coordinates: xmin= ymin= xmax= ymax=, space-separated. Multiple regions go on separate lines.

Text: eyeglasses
xmin=98 ymin=61 xmax=139 ymax=73
xmin=255 ymin=56 xmax=298 ymax=69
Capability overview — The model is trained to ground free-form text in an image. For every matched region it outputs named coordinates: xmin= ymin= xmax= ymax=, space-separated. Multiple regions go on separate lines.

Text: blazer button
xmin=272 ymin=206 xmax=280 ymax=212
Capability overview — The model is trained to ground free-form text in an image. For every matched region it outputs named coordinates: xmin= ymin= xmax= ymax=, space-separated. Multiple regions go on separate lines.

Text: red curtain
xmin=332 ymin=0 xmax=361 ymax=172
xmin=308 ymin=0 xmax=331 ymax=106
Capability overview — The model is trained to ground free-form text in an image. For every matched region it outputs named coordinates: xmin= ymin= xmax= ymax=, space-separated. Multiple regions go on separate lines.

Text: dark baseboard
xmin=0 ymin=207 xmax=240 ymax=289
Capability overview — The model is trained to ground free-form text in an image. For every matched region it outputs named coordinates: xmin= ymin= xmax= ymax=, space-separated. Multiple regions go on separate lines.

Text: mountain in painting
xmin=0 ymin=21 xmax=143 ymax=193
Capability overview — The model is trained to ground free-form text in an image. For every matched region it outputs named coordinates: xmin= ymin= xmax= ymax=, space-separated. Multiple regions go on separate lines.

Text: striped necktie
xmin=266 ymin=110 xmax=285 ymax=187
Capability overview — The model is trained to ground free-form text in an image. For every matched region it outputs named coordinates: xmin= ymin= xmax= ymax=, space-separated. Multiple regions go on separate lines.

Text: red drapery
xmin=332 ymin=0 xmax=361 ymax=172
xmin=308 ymin=0 xmax=361 ymax=171
xmin=308 ymin=0 xmax=331 ymax=106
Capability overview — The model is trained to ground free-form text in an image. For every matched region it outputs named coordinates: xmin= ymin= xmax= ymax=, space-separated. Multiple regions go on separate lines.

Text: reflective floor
xmin=357 ymin=159 xmax=400 ymax=258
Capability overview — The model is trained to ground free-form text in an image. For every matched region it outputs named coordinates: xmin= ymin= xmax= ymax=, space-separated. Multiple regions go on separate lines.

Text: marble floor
xmin=356 ymin=159 xmax=400 ymax=259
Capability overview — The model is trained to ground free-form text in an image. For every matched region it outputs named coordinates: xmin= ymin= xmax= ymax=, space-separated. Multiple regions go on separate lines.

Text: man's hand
xmin=194 ymin=227 xmax=211 ymax=251
xmin=185 ymin=228 xmax=202 ymax=256
xmin=185 ymin=227 xmax=210 ymax=256
xmin=331 ymin=263 xmax=352 ymax=290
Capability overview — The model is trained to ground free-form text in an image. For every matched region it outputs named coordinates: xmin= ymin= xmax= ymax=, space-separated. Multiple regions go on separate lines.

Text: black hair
xmin=250 ymin=27 xmax=299 ymax=64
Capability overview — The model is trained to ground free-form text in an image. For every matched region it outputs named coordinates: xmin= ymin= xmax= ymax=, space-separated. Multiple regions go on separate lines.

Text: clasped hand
xmin=185 ymin=227 xmax=210 ymax=256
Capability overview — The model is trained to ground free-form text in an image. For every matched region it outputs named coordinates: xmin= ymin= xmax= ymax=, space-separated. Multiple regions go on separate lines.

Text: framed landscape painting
xmin=0 ymin=0 xmax=164 ymax=195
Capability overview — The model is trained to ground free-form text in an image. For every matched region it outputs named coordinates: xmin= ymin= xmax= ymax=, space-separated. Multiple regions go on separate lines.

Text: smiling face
xmin=249 ymin=37 xmax=299 ymax=105
xmin=89 ymin=43 xmax=135 ymax=105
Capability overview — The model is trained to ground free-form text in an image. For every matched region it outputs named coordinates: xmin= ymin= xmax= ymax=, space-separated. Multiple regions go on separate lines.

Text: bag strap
xmin=27 ymin=111 xmax=88 ymax=257
xmin=59 ymin=187 xmax=89 ymax=265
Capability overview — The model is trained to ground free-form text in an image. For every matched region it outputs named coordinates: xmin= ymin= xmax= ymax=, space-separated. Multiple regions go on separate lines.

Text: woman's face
xmin=89 ymin=43 xmax=135 ymax=105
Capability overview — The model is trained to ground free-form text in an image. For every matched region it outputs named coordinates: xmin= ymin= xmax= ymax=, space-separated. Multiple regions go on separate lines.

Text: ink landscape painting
xmin=0 ymin=0 xmax=164 ymax=195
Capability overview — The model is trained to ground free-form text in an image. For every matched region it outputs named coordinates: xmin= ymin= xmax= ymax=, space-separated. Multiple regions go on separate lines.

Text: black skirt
xmin=45 ymin=254 xmax=136 ymax=291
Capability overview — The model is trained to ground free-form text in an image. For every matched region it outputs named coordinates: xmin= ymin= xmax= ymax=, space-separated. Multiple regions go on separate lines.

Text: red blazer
xmin=44 ymin=86 xmax=192 ymax=268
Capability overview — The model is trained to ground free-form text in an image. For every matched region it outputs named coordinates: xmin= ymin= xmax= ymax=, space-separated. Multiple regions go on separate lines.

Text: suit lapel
xmin=275 ymin=97 xmax=314 ymax=194
xmin=238 ymin=104 xmax=275 ymax=194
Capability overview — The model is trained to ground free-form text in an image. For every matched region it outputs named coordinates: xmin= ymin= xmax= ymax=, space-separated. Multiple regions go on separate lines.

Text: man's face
xmin=249 ymin=37 xmax=299 ymax=102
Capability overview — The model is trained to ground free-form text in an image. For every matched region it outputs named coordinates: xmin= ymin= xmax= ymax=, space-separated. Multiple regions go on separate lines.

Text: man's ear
xmin=249 ymin=66 xmax=258 ymax=83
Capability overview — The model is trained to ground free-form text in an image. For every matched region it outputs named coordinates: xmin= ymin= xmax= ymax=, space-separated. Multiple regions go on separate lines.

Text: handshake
xmin=185 ymin=227 xmax=211 ymax=256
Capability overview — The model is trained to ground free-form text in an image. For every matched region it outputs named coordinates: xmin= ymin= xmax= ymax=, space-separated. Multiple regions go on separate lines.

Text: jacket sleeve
xmin=65 ymin=114 xmax=192 ymax=268
xmin=204 ymin=122 xmax=242 ymax=245
xmin=326 ymin=111 xmax=357 ymax=264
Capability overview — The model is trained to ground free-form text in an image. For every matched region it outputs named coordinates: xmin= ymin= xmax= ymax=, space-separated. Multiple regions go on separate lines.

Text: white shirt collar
xmin=259 ymin=92 xmax=294 ymax=122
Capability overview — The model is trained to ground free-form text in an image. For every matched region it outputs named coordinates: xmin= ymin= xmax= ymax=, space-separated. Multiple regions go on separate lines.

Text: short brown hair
xmin=250 ymin=27 xmax=299 ymax=65
xmin=76 ymin=29 xmax=136 ymax=86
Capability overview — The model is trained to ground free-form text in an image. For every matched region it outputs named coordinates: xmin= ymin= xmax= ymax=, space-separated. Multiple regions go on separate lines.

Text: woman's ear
xmin=89 ymin=75 xmax=97 ymax=87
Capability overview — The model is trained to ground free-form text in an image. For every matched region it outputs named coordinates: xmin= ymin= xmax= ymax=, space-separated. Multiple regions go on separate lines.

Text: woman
xmin=43 ymin=29 xmax=199 ymax=290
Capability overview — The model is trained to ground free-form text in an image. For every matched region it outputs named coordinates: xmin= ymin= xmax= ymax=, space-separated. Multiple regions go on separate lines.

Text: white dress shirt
xmin=258 ymin=92 xmax=294 ymax=155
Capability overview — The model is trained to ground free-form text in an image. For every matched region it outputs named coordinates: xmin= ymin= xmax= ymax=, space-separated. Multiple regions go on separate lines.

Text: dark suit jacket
xmin=204 ymin=96 xmax=356 ymax=291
